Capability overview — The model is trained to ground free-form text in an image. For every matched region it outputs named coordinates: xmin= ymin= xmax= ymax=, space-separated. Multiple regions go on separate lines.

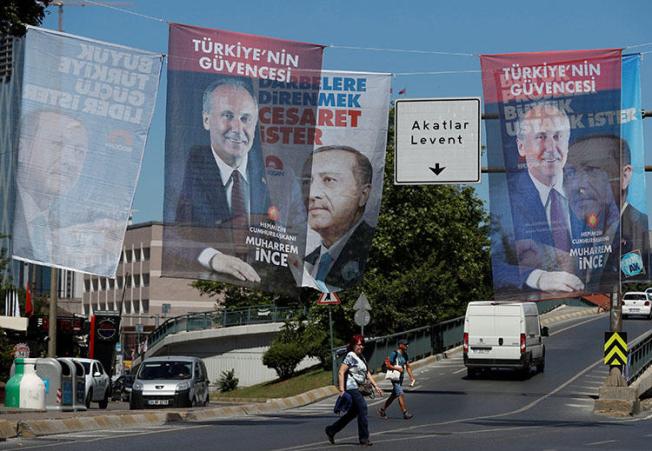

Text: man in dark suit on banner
xmin=492 ymin=102 xmax=619 ymax=296
xmin=174 ymin=76 xmax=270 ymax=283
xmin=304 ymin=145 xmax=376 ymax=292
xmin=569 ymin=135 xmax=649 ymax=281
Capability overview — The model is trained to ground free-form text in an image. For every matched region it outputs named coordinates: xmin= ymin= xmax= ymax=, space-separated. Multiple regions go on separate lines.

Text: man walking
xmin=379 ymin=338 xmax=415 ymax=420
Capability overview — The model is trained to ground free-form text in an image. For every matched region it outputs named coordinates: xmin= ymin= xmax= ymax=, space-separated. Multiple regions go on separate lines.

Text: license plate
xmin=472 ymin=347 xmax=491 ymax=353
xmin=630 ymin=308 xmax=640 ymax=312
xmin=148 ymin=399 xmax=169 ymax=405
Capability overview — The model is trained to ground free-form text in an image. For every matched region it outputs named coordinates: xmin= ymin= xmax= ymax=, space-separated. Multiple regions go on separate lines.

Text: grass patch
xmin=211 ymin=366 xmax=332 ymax=400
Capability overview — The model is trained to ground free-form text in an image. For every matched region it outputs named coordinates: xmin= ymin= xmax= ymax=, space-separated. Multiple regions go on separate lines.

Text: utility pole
xmin=47 ymin=2 xmax=66 ymax=358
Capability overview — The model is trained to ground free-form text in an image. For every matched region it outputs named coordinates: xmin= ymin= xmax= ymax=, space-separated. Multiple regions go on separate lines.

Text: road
xmin=3 ymin=314 xmax=652 ymax=450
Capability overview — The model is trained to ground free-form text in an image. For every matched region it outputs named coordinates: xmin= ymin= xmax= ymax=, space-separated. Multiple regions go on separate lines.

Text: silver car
xmin=129 ymin=356 xmax=210 ymax=409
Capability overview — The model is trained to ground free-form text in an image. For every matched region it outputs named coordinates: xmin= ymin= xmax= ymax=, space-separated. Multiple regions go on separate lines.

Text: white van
xmin=463 ymin=301 xmax=548 ymax=378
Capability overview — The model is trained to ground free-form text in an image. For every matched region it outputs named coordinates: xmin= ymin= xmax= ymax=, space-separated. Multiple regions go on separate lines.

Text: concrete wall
xmin=145 ymin=324 xmax=319 ymax=387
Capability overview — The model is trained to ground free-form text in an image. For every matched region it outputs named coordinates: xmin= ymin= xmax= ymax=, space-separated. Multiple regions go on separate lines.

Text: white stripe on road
xmin=585 ymin=440 xmax=617 ymax=446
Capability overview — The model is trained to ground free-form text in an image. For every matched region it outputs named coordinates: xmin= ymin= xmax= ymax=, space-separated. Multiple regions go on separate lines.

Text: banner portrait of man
xmin=482 ymin=49 xmax=623 ymax=299
xmin=162 ymin=24 xmax=324 ymax=294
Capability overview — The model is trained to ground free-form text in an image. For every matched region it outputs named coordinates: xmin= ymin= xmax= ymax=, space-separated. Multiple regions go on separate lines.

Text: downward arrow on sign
xmin=429 ymin=163 xmax=446 ymax=175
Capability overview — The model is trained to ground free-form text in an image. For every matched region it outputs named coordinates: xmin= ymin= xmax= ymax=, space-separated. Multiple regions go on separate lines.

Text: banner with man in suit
xmin=481 ymin=49 xmax=624 ymax=300
xmin=12 ymin=27 xmax=162 ymax=277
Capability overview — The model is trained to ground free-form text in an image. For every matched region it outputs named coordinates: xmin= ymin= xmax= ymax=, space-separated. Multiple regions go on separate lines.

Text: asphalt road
xmin=3 ymin=314 xmax=652 ymax=451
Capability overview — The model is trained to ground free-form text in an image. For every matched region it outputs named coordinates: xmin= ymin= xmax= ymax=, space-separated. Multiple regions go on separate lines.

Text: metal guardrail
xmin=332 ymin=316 xmax=465 ymax=384
xmin=626 ymin=330 xmax=652 ymax=385
xmin=146 ymin=305 xmax=299 ymax=349
xmin=329 ymin=297 xmax=598 ymax=384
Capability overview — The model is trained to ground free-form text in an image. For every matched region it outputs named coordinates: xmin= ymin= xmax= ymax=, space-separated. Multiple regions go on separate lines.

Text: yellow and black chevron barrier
xmin=604 ymin=331 xmax=628 ymax=366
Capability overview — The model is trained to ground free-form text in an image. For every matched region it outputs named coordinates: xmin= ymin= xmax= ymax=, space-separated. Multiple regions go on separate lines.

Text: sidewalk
xmin=0 ymin=304 xmax=601 ymax=441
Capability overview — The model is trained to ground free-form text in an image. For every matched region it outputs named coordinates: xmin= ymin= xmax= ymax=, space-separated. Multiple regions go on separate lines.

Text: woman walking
xmin=325 ymin=335 xmax=383 ymax=446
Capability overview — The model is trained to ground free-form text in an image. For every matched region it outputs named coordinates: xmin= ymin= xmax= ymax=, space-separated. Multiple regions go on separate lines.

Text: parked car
xmin=73 ymin=358 xmax=111 ymax=409
xmin=129 ymin=356 xmax=209 ymax=409
xmin=622 ymin=291 xmax=652 ymax=319
xmin=463 ymin=301 xmax=548 ymax=378
xmin=111 ymin=374 xmax=135 ymax=402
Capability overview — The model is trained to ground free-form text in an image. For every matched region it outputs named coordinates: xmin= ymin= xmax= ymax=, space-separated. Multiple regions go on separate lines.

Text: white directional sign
xmin=353 ymin=293 xmax=371 ymax=311
xmin=394 ymin=98 xmax=481 ymax=185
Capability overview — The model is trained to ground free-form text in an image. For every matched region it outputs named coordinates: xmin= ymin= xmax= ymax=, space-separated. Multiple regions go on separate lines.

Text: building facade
xmin=82 ymin=221 xmax=215 ymax=325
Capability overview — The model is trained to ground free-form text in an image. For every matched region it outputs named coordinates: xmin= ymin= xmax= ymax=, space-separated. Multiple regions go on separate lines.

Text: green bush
xmin=262 ymin=341 xmax=305 ymax=379
xmin=217 ymin=368 xmax=239 ymax=393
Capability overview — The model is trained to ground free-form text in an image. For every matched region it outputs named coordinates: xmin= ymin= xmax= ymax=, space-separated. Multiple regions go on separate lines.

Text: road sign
xmin=317 ymin=292 xmax=341 ymax=305
xmin=354 ymin=310 xmax=371 ymax=327
xmin=604 ymin=331 xmax=628 ymax=366
xmin=394 ymin=97 xmax=481 ymax=185
xmin=353 ymin=293 xmax=371 ymax=311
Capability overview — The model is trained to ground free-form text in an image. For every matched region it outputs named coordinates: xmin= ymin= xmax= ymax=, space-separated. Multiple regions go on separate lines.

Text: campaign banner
xmin=12 ymin=27 xmax=162 ymax=277
xmin=481 ymin=49 xmax=622 ymax=299
xmin=620 ymin=54 xmax=649 ymax=279
xmin=299 ymin=71 xmax=391 ymax=293
xmin=162 ymin=23 xmax=324 ymax=295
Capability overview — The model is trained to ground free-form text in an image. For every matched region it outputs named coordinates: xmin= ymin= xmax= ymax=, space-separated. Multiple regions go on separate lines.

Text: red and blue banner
xmin=162 ymin=24 xmax=324 ymax=294
xmin=481 ymin=49 xmax=623 ymax=299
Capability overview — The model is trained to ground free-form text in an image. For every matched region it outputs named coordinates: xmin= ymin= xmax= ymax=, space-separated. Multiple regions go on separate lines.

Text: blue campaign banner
xmin=481 ymin=49 xmax=623 ymax=300
xmin=620 ymin=54 xmax=649 ymax=278
xmin=11 ymin=27 xmax=162 ymax=277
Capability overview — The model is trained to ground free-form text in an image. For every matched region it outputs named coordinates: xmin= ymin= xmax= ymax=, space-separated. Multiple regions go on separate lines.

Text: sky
xmin=39 ymin=0 xmax=652 ymax=223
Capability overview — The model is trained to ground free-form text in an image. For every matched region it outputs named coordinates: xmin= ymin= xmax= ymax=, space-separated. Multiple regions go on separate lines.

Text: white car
xmin=622 ymin=292 xmax=652 ymax=319
xmin=73 ymin=358 xmax=111 ymax=409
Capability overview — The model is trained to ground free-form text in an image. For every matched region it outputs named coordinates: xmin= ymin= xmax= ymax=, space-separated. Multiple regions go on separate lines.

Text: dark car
xmin=111 ymin=374 xmax=135 ymax=402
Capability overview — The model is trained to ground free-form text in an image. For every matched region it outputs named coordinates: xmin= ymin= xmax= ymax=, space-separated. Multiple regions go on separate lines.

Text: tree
xmin=0 ymin=1 xmax=52 ymax=36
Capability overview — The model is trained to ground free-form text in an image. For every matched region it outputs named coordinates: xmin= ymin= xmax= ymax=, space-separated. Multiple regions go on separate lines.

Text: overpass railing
xmin=626 ymin=330 xmax=652 ymax=385
xmin=332 ymin=316 xmax=465 ymax=384
xmin=146 ymin=305 xmax=299 ymax=349
xmin=330 ymin=297 xmax=598 ymax=384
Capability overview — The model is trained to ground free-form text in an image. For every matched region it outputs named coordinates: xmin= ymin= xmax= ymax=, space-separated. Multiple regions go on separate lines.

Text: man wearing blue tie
xmin=304 ymin=146 xmax=376 ymax=292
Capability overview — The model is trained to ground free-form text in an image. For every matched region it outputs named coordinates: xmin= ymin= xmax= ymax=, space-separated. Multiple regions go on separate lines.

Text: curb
xmin=16 ymin=412 xmax=183 ymax=439
xmin=0 ymin=420 xmax=16 ymax=441
xmin=540 ymin=306 xmax=602 ymax=326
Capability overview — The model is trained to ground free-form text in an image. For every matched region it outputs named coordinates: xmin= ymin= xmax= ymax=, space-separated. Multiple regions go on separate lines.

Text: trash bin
xmin=58 ymin=358 xmax=87 ymax=412
xmin=35 ymin=358 xmax=64 ymax=411
xmin=4 ymin=358 xmax=46 ymax=409
xmin=56 ymin=358 xmax=75 ymax=412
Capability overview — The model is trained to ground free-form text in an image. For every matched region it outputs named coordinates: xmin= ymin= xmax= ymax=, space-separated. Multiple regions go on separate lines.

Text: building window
xmin=125 ymin=302 xmax=131 ymax=314
xmin=0 ymin=36 xmax=13 ymax=83
xmin=84 ymin=279 xmax=91 ymax=293
xmin=142 ymin=274 xmax=150 ymax=287
xmin=134 ymin=274 xmax=141 ymax=287
xmin=142 ymin=299 xmax=150 ymax=313
xmin=134 ymin=248 xmax=141 ymax=261
xmin=142 ymin=248 xmax=150 ymax=261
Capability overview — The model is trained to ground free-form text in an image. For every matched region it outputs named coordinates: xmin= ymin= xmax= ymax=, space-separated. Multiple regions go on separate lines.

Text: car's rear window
xmin=624 ymin=293 xmax=648 ymax=301
xmin=138 ymin=361 xmax=192 ymax=380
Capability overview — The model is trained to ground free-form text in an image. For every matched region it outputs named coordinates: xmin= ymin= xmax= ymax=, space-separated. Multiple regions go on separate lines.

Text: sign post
xmin=394 ymin=98 xmax=481 ymax=185
xmin=353 ymin=293 xmax=372 ymax=336
xmin=317 ymin=292 xmax=341 ymax=385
